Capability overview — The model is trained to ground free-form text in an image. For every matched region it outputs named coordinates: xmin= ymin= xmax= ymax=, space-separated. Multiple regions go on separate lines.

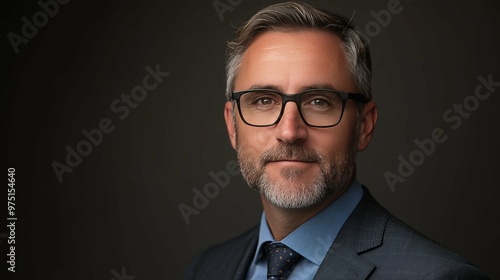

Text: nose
xmin=275 ymin=102 xmax=308 ymax=144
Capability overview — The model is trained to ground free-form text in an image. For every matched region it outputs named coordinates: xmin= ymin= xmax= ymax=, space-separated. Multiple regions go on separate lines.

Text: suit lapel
xmin=231 ymin=236 xmax=257 ymax=280
xmin=313 ymin=187 xmax=390 ymax=280
xmin=313 ymin=242 xmax=375 ymax=280
xmin=224 ymin=226 xmax=259 ymax=280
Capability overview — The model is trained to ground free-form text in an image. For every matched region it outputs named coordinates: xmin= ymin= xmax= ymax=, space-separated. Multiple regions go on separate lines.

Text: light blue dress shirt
xmin=246 ymin=181 xmax=364 ymax=280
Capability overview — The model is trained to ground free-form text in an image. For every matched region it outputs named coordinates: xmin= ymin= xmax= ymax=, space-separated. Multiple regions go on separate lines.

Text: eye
xmin=308 ymin=98 xmax=331 ymax=107
xmin=243 ymin=91 xmax=281 ymax=108
xmin=253 ymin=96 xmax=276 ymax=106
xmin=301 ymin=91 xmax=341 ymax=111
xmin=303 ymin=96 xmax=335 ymax=109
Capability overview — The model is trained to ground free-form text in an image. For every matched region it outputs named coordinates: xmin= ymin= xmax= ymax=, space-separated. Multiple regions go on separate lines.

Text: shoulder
xmin=376 ymin=215 xmax=474 ymax=266
xmin=356 ymin=191 xmax=490 ymax=279
xmin=183 ymin=226 xmax=258 ymax=280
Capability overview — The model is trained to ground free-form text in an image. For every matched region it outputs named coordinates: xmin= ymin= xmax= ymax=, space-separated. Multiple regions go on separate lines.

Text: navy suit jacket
xmin=184 ymin=188 xmax=490 ymax=279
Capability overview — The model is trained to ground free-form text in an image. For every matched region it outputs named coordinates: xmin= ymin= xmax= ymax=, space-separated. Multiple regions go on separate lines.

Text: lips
xmin=269 ymin=159 xmax=316 ymax=162
xmin=259 ymin=143 xmax=322 ymax=166
xmin=267 ymin=158 xmax=318 ymax=165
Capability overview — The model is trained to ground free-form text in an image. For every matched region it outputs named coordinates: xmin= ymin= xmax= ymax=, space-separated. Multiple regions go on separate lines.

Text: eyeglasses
xmin=231 ymin=89 xmax=368 ymax=128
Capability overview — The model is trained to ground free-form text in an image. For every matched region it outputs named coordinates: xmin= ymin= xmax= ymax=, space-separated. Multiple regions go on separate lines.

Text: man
xmin=184 ymin=2 xmax=490 ymax=279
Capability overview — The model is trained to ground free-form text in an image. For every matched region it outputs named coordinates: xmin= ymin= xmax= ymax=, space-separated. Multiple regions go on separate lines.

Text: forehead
xmin=235 ymin=30 xmax=355 ymax=93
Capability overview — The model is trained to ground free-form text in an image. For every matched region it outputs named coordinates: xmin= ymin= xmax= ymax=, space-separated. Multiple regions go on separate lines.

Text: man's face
xmin=225 ymin=30 xmax=376 ymax=209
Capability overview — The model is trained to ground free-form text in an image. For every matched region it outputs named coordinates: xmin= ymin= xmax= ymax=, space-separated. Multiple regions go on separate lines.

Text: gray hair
xmin=225 ymin=1 xmax=372 ymax=102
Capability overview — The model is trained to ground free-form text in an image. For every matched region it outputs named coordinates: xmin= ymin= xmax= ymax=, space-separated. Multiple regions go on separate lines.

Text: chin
xmin=259 ymin=176 xmax=332 ymax=209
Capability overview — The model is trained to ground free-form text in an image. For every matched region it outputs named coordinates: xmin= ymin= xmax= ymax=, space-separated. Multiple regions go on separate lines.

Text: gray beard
xmin=237 ymin=142 xmax=357 ymax=209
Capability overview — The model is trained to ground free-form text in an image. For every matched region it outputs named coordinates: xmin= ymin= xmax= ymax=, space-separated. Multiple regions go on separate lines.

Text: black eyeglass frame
xmin=230 ymin=88 xmax=368 ymax=128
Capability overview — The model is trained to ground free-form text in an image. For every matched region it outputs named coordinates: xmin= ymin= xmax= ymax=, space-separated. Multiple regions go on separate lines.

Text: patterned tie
xmin=264 ymin=242 xmax=302 ymax=280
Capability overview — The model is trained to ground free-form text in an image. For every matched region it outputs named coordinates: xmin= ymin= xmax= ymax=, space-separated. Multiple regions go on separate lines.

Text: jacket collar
xmin=227 ymin=187 xmax=389 ymax=280
xmin=228 ymin=227 xmax=259 ymax=280
xmin=313 ymin=187 xmax=389 ymax=280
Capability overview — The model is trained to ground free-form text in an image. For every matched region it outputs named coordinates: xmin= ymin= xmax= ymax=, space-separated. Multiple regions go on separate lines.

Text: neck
xmin=262 ymin=183 xmax=351 ymax=241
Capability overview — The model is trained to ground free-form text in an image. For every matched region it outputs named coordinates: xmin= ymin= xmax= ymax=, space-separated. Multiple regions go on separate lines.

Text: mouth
xmin=269 ymin=159 xmax=316 ymax=163
xmin=260 ymin=145 xmax=322 ymax=167
xmin=266 ymin=159 xmax=318 ymax=167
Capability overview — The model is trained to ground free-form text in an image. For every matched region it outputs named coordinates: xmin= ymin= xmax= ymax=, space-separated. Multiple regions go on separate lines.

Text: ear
xmin=357 ymin=101 xmax=378 ymax=151
xmin=224 ymin=101 xmax=237 ymax=150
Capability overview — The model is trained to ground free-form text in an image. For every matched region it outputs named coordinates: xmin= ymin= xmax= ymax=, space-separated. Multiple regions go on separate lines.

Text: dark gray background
xmin=3 ymin=0 xmax=499 ymax=279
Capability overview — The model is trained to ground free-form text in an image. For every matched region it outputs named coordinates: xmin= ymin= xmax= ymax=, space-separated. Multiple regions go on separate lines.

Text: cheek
xmin=309 ymin=127 xmax=357 ymax=157
xmin=310 ymin=133 xmax=341 ymax=156
xmin=236 ymin=122 xmax=275 ymax=155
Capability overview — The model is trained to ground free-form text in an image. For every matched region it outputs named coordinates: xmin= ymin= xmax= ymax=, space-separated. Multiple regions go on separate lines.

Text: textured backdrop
xmin=3 ymin=0 xmax=500 ymax=279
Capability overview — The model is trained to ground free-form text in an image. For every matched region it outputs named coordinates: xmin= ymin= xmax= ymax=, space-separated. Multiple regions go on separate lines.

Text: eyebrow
xmin=246 ymin=83 xmax=341 ymax=93
xmin=299 ymin=84 xmax=340 ymax=92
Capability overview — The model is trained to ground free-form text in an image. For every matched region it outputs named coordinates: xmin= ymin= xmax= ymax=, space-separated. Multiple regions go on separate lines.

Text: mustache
xmin=259 ymin=143 xmax=323 ymax=164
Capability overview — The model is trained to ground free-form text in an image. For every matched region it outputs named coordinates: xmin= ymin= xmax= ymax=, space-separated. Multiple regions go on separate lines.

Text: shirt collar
xmin=252 ymin=180 xmax=364 ymax=266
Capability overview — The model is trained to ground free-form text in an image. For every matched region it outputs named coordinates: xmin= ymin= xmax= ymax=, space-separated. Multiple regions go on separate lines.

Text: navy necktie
xmin=264 ymin=242 xmax=302 ymax=279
